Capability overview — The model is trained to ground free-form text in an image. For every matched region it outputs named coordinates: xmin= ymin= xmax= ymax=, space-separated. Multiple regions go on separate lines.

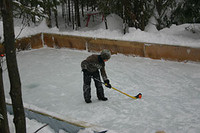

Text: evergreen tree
xmin=97 ymin=0 xmax=153 ymax=31
xmin=13 ymin=0 xmax=45 ymax=25
xmin=153 ymin=0 xmax=179 ymax=30
xmin=173 ymin=0 xmax=200 ymax=24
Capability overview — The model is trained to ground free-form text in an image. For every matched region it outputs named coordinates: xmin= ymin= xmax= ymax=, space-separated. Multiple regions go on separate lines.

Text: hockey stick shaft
xmin=92 ymin=77 xmax=139 ymax=99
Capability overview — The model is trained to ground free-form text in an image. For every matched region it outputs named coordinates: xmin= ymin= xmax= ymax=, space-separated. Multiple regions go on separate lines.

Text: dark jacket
xmin=81 ymin=54 xmax=108 ymax=81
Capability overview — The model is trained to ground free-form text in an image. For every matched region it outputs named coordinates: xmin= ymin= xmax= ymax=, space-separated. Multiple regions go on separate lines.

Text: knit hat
xmin=100 ymin=49 xmax=111 ymax=60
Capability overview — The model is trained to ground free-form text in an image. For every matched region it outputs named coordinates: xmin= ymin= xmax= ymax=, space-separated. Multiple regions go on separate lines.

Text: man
xmin=81 ymin=49 xmax=112 ymax=103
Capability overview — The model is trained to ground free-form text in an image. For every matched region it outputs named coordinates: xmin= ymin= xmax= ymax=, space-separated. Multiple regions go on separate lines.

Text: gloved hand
xmin=104 ymin=79 xmax=111 ymax=88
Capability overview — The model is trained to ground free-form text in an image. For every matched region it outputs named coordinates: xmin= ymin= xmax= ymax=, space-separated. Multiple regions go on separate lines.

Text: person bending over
xmin=81 ymin=49 xmax=112 ymax=103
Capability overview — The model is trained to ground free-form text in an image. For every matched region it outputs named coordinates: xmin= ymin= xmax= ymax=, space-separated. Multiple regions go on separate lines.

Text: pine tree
xmin=153 ymin=0 xmax=179 ymax=30
xmin=174 ymin=0 xmax=200 ymax=24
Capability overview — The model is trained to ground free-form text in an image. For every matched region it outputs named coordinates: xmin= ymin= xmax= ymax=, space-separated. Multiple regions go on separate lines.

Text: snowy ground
xmin=1 ymin=14 xmax=200 ymax=48
xmin=3 ymin=47 xmax=200 ymax=133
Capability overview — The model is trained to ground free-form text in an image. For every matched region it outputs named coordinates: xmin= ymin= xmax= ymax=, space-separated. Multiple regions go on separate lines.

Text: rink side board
xmin=6 ymin=103 xmax=107 ymax=133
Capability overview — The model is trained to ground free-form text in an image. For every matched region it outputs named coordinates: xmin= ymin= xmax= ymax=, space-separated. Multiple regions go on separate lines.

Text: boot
xmin=98 ymin=97 xmax=108 ymax=101
xmin=85 ymin=99 xmax=92 ymax=103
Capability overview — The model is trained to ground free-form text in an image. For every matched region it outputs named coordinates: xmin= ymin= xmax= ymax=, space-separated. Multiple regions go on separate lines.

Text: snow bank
xmin=1 ymin=14 xmax=200 ymax=48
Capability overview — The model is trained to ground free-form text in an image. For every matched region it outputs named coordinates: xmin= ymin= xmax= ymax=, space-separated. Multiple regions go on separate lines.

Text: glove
xmin=104 ymin=79 xmax=111 ymax=88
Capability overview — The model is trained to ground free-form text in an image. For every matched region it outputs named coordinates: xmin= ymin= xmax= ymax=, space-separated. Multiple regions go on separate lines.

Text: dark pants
xmin=83 ymin=71 xmax=105 ymax=101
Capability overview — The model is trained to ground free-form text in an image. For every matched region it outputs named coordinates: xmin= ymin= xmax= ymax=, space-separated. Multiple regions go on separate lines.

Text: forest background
xmin=2 ymin=0 xmax=199 ymax=34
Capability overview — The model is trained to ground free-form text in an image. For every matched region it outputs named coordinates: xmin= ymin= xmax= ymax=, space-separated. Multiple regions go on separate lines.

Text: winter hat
xmin=100 ymin=49 xmax=111 ymax=60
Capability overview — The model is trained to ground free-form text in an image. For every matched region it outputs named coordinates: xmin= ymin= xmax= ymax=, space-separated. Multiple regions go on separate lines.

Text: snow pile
xmin=8 ymin=113 xmax=56 ymax=133
xmin=145 ymin=16 xmax=158 ymax=33
xmin=14 ymin=20 xmax=59 ymax=39
xmin=95 ymin=13 xmax=123 ymax=32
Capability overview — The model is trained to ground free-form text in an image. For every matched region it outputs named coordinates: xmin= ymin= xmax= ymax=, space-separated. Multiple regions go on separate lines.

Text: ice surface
xmin=3 ymin=47 xmax=200 ymax=133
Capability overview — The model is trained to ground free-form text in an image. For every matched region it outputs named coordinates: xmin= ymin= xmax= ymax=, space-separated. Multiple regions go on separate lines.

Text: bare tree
xmin=53 ymin=0 xmax=59 ymax=28
xmin=74 ymin=0 xmax=81 ymax=28
xmin=1 ymin=0 xmax=26 ymax=133
xmin=68 ymin=0 xmax=71 ymax=22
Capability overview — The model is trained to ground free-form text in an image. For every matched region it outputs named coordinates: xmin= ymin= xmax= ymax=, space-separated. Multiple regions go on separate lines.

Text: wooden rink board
xmin=1 ymin=33 xmax=200 ymax=62
xmin=6 ymin=103 xmax=106 ymax=133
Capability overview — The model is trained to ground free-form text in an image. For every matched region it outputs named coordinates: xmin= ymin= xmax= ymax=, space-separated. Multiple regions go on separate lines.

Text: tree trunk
xmin=53 ymin=0 xmax=59 ymax=28
xmin=1 ymin=0 xmax=26 ymax=133
xmin=68 ymin=0 xmax=71 ymax=22
xmin=74 ymin=0 xmax=81 ymax=27
xmin=81 ymin=0 xmax=84 ymax=17
xmin=72 ymin=1 xmax=75 ymax=29
xmin=154 ymin=0 xmax=162 ymax=30
xmin=140 ymin=0 xmax=145 ymax=31
xmin=62 ymin=0 xmax=65 ymax=18
xmin=0 ymin=62 xmax=10 ymax=133
xmin=104 ymin=14 xmax=108 ymax=29
xmin=30 ymin=0 xmax=36 ymax=24
xmin=86 ymin=0 xmax=88 ymax=11
xmin=46 ymin=0 xmax=52 ymax=28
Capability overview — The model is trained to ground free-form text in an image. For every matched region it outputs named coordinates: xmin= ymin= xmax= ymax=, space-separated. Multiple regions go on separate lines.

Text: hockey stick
xmin=92 ymin=77 xmax=142 ymax=99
